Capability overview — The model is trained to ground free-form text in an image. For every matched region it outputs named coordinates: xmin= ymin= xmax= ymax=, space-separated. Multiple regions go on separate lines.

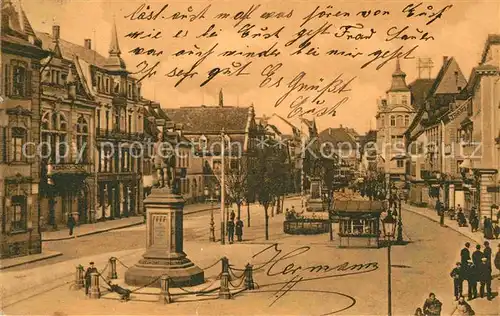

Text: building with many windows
xmin=1 ymin=0 xmax=49 ymax=258
xmin=36 ymin=21 xmax=146 ymax=228
xmin=375 ymin=59 xmax=416 ymax=183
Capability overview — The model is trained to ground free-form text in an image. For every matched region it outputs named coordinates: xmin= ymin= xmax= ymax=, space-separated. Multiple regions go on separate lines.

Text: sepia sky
xmin=23 ymin=0 xmax=500 ymax=133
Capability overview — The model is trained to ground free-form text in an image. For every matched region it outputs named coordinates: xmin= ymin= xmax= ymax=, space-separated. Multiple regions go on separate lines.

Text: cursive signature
xmin=250 ymin=244 xmax=378 ymax=308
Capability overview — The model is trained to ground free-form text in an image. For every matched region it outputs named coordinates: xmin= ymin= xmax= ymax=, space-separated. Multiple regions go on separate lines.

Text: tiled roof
xmin=319 ymin=128 xmax=357 ymax=147
xmin=164 ymin=106 xmax=251 ymax=134
xmin=408 ymin=78 xmax=434 ymax=109
xmin=35 ymin=31 xmax=108 ymax=68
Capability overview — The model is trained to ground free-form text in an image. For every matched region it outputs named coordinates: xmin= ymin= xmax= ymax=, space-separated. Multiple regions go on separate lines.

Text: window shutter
xmin=4 ymin=64 xmax=11 ymax=96
xmin=26 ymin=70 xmax=32 ymax=97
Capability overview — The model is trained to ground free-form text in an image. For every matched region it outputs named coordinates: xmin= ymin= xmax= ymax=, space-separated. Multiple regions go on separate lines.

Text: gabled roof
xmin=480 ymin=34 xmax=500 ymax=64
xmin=427 ymin=57 xmax=466 ymax=96
xmin=319 ymin=127 xmax=357 ymax=147
xmin=164 ymin=106 xmax=252 ymax=134
xmin=36 ymin=31 xmax=108 ymax=68
xmin=408 ymin=78 xmax=434 ymax=109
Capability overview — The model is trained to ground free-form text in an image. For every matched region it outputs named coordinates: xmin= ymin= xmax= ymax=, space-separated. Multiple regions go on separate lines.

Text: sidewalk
xmin=402 ymin=203 xmax=500 ymax=249
xmin=42 ymin=202 xmax=221 ymax=242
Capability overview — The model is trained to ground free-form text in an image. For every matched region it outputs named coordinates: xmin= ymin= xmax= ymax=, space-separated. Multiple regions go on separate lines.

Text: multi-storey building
xmin=454 ymin=35 xmax=500 ymax=220
xmin=1 ymin=0 xmax=49 ymax=258
xmin=164 ymin=92 xmax=258 ymax=204
xmin=36 ymin=21 xmax=145 ymax=228
xmin=405 ymin=56 xmax=468 ymax=207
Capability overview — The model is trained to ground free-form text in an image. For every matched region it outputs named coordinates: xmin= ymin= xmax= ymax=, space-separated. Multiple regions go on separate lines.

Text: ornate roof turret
xmin=104 ymin=19 xmax=126 ymax=72
xmin=388 ymin=58 xmax=410 ymax=92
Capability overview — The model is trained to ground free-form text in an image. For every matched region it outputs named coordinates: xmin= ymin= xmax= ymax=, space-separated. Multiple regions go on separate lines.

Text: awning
xmin=459 ymin=158 xmax=472 ymax=169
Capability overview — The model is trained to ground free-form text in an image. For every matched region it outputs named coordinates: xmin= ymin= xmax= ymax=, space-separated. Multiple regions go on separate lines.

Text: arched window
xmin=404 ymin=115 xmax=410 ymax=127
xmin=76 ymin=116 xmax=89 ymax=163
xmin=396 ymin=115 xmax=403 ymax=127
xmin=390 ymin=115 xmax=396 ymax=126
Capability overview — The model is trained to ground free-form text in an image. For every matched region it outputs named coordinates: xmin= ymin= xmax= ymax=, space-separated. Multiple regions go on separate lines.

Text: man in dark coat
xmin=460 ymin=242 xmax=471 ymax=266
xmin=67 ymin=214 xmax=76 ymax=236
xmin=472 ymin=245 xmax=483 ymax=267
xmin=483 ymin=217 xmax=494 ymax=239
xmin=235 ymin=217 xmax=243 ymax=242
xmin=84 ymin=262 xmax=98 ymax=295
xmin=227 ymin=219 xmax=235 ymax=244
xmin=483 ymin=241 xmax=492 ymax=271
xmin=478 ymin=257 xmax=492 ymax=300
xmin=464 ymin=260 xmax=478 ymax=300
xmin=450 ymin=262 xmax=463 ymax=300
xmin=422 ymin=292 xmax=442 ymax=316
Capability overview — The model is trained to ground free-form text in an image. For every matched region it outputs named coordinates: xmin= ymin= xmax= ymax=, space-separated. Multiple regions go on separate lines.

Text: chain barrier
xmin=228 ymin=275 xmax=246 ymax=289
xmin=200 ymin=258 xmax=222 ymax=271
xmin=98 ymin=262 xmax=109 ymax=275
xmin=114 ymin=257 xmax=129 ymax=269
xmin=228 ymin=265 xmax=245 ymax=279
xmin=169 ymin=272 xmax=223 ymax=296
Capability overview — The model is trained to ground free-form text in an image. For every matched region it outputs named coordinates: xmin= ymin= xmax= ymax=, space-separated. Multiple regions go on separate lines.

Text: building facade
xmin=375 ymin=60 xmax=416 ymax=179
xmin=1 ymin=0 xmax=48 ymax=258
xmin=36 ymin=21 xmax=146 ymax=228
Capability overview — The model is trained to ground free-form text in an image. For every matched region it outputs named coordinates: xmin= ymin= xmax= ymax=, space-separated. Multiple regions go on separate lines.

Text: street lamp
xmin=204 ymin=185 xmax=217 ymax=242
xmin=396 ymin=193 xmax=404 ymax=244
xmin=436 ymin=172 xmax=445 ymax=226
xmin=382 ymin=213 xmax=397 ymax=316
xmin=322 ymin=184 xmax=333 ymax=241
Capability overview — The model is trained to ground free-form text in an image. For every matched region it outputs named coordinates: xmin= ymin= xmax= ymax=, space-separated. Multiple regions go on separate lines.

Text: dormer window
xmin=402 ymin=95 xmax=408 ymax=106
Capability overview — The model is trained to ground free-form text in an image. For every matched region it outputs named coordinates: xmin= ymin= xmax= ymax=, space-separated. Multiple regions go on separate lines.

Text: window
xmin=13 ymin=65 xmax=26 ymax=96
xmin=76 ymin=116 xmax=89 ymax=163
xmin=380 ymin=115 xmax=385 ymax=127
xmin=128 ymin=83 xmax=133 ymax=98
xmin=11 ymin=195 xmax=27 ymax=231
xmin=396 ymin=115 xmax=403 ymax=127
xmin=404 ymin=115 xmax=410 ymax=127
xmin=402 ymin=95 xmax=408 ymax=106
xmin=105 ymin=111 xmax=110 ymax=132
xmin=397 ymin=160 xmax=404 ymax=168
xmin=128 ymin=115 xmax=132 ymax=134
xmin=390 ymin=115 xmax=396 ymax=126
xmin=340 ymin=219 xmax=377 ymax=236
xmin=51 ymin=69 xmax=60 ymax=85
xmin=11 ymin=127 xmax=26 ymax=161
xmin=114 ymin=108 xmax=120 ymax=131
xmin=105 ymin=78 xmax=109 ymax=93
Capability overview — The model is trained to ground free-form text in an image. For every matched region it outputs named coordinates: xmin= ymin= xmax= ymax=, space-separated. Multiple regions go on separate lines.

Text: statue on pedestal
xmin=153 ymin=132 xmax=175 ymax=190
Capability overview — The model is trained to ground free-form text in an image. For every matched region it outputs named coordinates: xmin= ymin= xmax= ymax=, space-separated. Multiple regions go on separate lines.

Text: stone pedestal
xmin=125 ymin=187 xmax=204 ymax=288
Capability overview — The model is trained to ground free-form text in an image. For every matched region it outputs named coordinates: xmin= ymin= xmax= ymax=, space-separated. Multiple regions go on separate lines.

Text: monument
xmin=125 ymin=132 xmax=204 ymax=287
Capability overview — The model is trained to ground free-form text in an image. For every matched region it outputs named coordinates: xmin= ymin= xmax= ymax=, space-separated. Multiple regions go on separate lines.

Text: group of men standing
xmin=226 ymin=210 xmax=244 ymax=244
xmin=452 ymin=241 xmax=497 ymax=301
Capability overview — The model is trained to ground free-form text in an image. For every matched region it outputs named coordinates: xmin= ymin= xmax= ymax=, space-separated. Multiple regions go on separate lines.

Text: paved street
xmin=1 ymin=198 xmax=499 ymax=315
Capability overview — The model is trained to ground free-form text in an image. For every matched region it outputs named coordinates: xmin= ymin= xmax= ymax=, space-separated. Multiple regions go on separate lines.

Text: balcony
xmin=49 ymin=163 xmax=91 ymax=176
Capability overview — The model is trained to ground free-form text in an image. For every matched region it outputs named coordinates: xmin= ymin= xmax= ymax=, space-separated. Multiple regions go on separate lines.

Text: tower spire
xmin=104 ymin=17 xmax=126 ymax=71
xmin=388 ymin=58 xmax=409 ymax=92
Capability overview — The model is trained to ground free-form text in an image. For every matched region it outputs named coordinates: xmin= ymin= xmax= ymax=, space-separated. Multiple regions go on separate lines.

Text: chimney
xmin=443 ymin=56 xmax=448 ymax=65
xmin=84 ymin=39 xmax=91 ymax=50
xmin=52 ymin=25 xmax=60 ymax=43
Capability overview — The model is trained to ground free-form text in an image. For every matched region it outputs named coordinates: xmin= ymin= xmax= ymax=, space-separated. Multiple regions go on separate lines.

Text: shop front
xmin=332 ymin=200 xmax=384 ymax=248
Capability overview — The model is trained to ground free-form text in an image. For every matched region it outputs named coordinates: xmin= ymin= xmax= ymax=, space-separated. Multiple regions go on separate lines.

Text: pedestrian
xmin=457 ymin=209 xmax=467 ymax=227
xmin=471 ymin=215 xmax=479 ymax=232
xmin=494 ymin=244 xmax=500 ymax=273
xmin=67 ymin=213 xmax=76 ymax=236
xmin=483 ymin=241 xmax=492 ymax=271
xmin=450 ymin=262 xmax=463 ymax=300
xmin=422 ymin=292 xmax=442 ymax=316
xmin=483 ymin=217 xmax=494 ymax=239
xmin=230 ymin=210 xmax=235 ymax=221
xmin=469 ymin=207 xmax=476 ymax=224
xmin=460 ymin=242 xmax=471 ymax=266
xmin=472 ymin=245 xmax=483 ymax=267
xmin=494 ymin=223 xmax=500 ymax=239
xmin=465 ymin=259 xmax=478 ymax=300
xmin=478 ymin=257 xmax=492 ymax=300
xmin=455 ymin=296 xmax=475 ymax=316
xmin=414 ymin=307 xmax=424 ymax=316
xmin=84 ymin=261 xmax=98 ymax=295
xmin=227 ymin=219 xmax=235 ymax=244
xmin=235 ymin=217 xmax=243 ymax=242
xmin=457 ymin=204 xmax=463 ymax=214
